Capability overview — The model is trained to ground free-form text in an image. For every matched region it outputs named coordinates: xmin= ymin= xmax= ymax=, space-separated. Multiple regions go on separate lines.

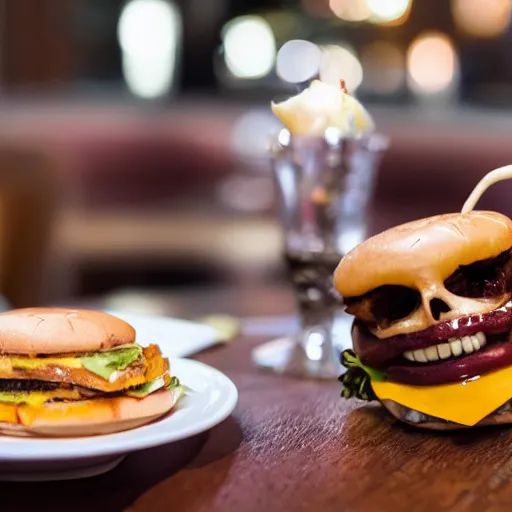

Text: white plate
xmin=0 ymin=357 xmax=238 ymax=481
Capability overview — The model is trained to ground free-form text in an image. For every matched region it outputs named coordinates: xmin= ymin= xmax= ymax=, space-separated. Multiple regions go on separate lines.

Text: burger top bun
xmin=0 ymin=308 xmax=136 ymax=355
xmin=334 ymin=211 xmax=512 ymax=299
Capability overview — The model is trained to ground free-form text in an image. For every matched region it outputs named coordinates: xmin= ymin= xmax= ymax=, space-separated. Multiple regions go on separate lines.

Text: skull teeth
xmin=403 ymin=332 xmax=486 ymax=362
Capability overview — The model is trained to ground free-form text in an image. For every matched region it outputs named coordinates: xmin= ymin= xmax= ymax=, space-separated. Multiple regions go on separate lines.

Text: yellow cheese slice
xmin=0 ymin=356 xmax=82 ymax=372
xmin=372 ymin=365 xmax=512 ymax=426
xmin=8 ymin=356 xmax=82 ymax=370
xmin=0 ymin=390 xmax=82 ymax=424
xmin=0 ymin=389 xmax=81 ymax=408
xmin=0 ymin=403 xmax=17 ymax=423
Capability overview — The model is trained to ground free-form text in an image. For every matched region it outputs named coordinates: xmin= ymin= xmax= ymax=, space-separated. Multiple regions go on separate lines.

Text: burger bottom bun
xmin=382 ymin=399 xmax=512 ymax=431
xmin=0 ymin=388 xmax=181 ymax=438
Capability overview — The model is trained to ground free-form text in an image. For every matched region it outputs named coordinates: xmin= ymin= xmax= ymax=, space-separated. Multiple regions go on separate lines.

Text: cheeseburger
xmin=0 ymin=307 xmax=183 ymax=436
xmin=336 ymin=165 xmax=512 ymax=429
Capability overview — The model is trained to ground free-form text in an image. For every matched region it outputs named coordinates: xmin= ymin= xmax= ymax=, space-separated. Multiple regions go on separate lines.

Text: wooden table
xmin=4 ymin=286 xmax=512 ymax=512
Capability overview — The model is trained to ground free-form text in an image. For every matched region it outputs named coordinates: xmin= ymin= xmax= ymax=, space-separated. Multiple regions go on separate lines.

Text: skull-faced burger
xmin=336 ymin=166 xmax=512 ymax=429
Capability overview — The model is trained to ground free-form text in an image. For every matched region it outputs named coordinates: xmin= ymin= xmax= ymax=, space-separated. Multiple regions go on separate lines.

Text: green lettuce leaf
xmin=126 ymin=376 xmax=166 ymax=398
xmin=339 ymin=349 xmax=385 ymax=402
xmin=126 ymin=375 xmax=186 ymax=412
xmin=81 ymin=345 xmax=143 ymax=380
xmin=341 ymin=350 xmax=386 ymax=382
xmin=126 ymin=375 xmax=184 ymax=399
xmin=167 ymin=376 xmax=180 ymax=388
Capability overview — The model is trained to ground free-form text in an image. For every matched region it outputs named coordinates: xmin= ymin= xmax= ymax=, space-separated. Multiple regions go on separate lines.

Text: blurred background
xmin=2 ymin=0 xmax=512 ymax=315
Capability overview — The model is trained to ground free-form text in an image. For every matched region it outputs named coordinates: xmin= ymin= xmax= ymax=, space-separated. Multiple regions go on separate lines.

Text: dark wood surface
xmin=4 ymin=287 xmax=512 ymax=511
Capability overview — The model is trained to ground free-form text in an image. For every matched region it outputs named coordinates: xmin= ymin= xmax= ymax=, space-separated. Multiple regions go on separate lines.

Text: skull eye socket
xmin=345 ymin=285 xmax=421 ymax=329
xmin=444 ymin=249 xmax=512 ymax=298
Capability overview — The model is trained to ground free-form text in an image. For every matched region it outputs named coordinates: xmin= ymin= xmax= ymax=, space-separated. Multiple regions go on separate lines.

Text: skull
xmin=336 ymin=211 xmax=512 ymax=341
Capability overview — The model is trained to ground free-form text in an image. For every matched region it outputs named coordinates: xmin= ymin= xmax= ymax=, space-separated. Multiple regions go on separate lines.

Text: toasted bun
xmin=0 ymin=388 xmax=180 ymax=437
xmin=0 ymin=307 xmax=135 ymax=355
xmin=381 ymin=399 xmax=512 ymax=431
xmin=334 ymin=211 xmax=512 ymax=298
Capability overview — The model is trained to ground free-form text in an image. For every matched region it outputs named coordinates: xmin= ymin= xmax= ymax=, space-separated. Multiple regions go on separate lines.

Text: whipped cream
xmin=271 ymin=80 xmax=375 ymax=137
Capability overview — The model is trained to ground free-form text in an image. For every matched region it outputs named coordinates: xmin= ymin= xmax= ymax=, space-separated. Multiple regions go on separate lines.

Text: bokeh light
xmin=329 ymin=0 xmax=372 ymax=22
xmin=222 ymin=16 xmax=276 ymax=79
xmin=276 ymin=40 xmax=322 ymax=84
xmin=367 ymin=0 xmax=412 ymax=24
xmin=407 ymin=32 xmax=458 ymax=94
xmin=451 ymin=0 xmax=511 ymax=38
xmin=319 ymin=44 xmax=363 ymax=92
xmin=118 ymin=0 xmax=181 ymax=99
xmin=361 ymin=41 xmax=405 ymax=94
xmin=230 ymin=110 xmax=282 ymax=160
